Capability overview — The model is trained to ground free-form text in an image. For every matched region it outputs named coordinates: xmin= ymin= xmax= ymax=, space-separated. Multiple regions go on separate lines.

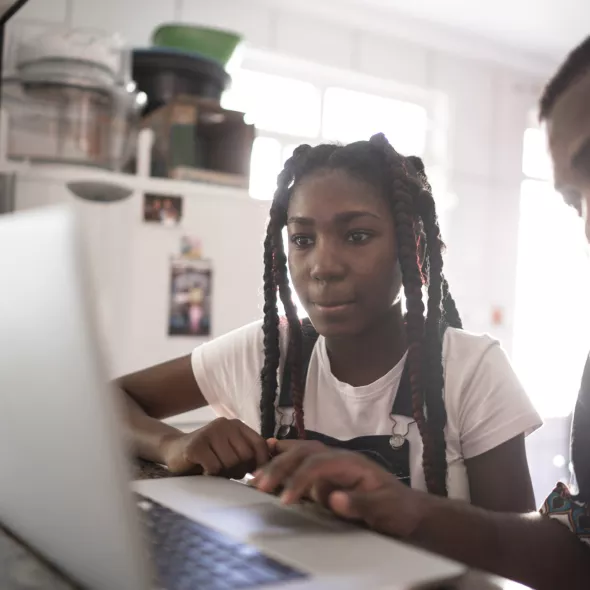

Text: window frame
xmin=224 ymin=47 xmax=448 ymax=200
xmin=513 ymin=122 xmax=590 ymax=418
xmin=225 ymin=47 xmax=450 ymax=318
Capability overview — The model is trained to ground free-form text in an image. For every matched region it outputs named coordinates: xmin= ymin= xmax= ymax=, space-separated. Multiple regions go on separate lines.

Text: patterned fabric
xmin=540 ymin=482 xmax=590 ymax=546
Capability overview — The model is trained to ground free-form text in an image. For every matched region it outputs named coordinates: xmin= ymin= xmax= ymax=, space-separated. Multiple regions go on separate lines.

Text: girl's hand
xmin=161 ymin=417 xmax=269 ymax=478
xmin=266 ymin=437 xmax=326 ymax=457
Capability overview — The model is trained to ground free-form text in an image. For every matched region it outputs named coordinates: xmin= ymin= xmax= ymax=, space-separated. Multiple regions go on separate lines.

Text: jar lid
xmin=17 ymin=29 xmax=127 ymax=81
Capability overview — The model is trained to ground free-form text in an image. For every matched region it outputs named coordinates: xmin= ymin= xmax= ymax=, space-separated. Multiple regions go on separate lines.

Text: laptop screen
xmin=0 ymin=0 xmax=28 ymax=26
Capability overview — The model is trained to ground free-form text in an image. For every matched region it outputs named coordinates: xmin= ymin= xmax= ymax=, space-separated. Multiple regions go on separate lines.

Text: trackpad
xmin=201 ymin=502 xmax=353 ymax=541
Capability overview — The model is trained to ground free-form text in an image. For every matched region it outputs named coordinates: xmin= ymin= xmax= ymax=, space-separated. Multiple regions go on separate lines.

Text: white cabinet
xmin=7 ymin=165 xmax=270 ymax=428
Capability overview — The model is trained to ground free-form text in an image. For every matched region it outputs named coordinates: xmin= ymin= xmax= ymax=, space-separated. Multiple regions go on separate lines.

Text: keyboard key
xmin=136 ymin=494 xmax=308 ymax=590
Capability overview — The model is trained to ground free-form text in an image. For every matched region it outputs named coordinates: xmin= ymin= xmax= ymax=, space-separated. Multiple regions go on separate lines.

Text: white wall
xmin=10 ymin=171 xmax=268 ymax=375
xmin=10 ymin=0 xmax=550 ymax=353
xmin=10 ymin=0 xmax=563 ymax=493
xmin=10 ymin=169 xmax=270 ymax=427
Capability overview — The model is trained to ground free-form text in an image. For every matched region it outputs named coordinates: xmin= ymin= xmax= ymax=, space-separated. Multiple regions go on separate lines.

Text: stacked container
xmin=1 ymin=27 xmax=145 ymax=171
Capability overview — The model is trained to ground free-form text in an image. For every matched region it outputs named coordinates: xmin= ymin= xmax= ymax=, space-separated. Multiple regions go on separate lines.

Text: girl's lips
xmin=312 ymin=302 xmax=356 ymax=314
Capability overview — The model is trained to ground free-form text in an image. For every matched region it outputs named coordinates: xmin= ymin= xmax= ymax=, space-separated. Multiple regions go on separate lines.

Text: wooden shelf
xmin=170 ymin=167 xmax=249 ymax=189
xmin=0 ymin=160 xmax=253 ymax=201
xmin=0 ymin=122 xmax=257 ymax=202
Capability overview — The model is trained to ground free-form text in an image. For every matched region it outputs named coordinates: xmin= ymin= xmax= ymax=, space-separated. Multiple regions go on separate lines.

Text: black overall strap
xmin=391 ymin=362 xmax=413 ymax=417
xmin=302 ymin=363 xmax=414 ymax=484
xmin=276 ymin=321 xmax=452 ymax=484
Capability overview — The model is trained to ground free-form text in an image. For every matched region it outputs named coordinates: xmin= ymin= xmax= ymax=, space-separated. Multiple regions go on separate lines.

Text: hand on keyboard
xmin=161 ymin=417 xmax=270 ymax=478
xmin=266 ymin=437 xmax=326 ymax=457
xmin=250 ymin=445 xmax=421 ymax=538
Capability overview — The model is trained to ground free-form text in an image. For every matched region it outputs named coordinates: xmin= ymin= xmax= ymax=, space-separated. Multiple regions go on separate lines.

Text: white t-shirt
xmin=191 ymin=320 xmax=542 ymax=501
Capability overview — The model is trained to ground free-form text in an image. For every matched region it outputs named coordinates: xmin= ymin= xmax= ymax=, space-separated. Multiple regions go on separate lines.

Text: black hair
xmin=539 ymin=36 xmax=590 ymax=120
xmin=572 ymin=367 xmax=590 ymax=503
xmin=259 ymin=134 xmax=462 ymax=496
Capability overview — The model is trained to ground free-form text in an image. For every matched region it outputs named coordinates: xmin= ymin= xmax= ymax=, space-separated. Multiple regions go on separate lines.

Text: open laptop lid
xmin=0 ymin=206 xmax=150 ymax=590
xmin=0 ymin=0 xmax=28 ymax=26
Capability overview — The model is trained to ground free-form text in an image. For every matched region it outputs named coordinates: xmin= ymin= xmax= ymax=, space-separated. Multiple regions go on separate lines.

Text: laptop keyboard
xmin=137 ymin=495 xmax=308 ymax=590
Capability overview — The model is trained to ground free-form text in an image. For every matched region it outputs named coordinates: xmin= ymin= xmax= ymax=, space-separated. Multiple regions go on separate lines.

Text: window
xmin=223 ymin=69 xmax=429 ymax=201
xmin=522 ymin=128 xmax=553 ymax=181
xmin=223 ymin=70 xmax=321 ymax=137
xmin=248 ymin=137 xmax=282 ymax=203
xmin=322 ymin=88 xmax=427 ymax=155
xmin=513 ymin=127 xmax=590 ymax=418
xmin=223 ymin=54 xmax=441 ymax=318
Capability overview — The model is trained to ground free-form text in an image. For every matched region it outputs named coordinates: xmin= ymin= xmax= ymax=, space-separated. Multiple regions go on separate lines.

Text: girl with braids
xmin=253 ymin=39 xmax=590 ymax=590
xmin=118 ymin=133 xmax=540 ymax=509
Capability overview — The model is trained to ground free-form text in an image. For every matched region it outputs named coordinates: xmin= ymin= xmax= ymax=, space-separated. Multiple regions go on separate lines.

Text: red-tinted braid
xmin=260 ymin=229 xmax=281 ymax=439
xmin=375 ymin=134 xmax=446 ymax=496
xmin=273 ymin=238 xmax=306 ymax=438
xmin=407 ymin=155 xmax=462 ymax=333
xmin=388 ymin=178 xmax=440 ymax=494
xmin=373 ymin=167 xmax=430 ymax=477
xmin=442 ymin=278 xmax=462 ymax=329
xmin=416 ymin=188 xmax=448 ymax=496
xmin=259 ymin=146 xmax=312 ymax=438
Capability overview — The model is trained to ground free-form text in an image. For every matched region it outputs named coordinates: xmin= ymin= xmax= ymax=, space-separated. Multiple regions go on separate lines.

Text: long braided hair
xmin=259 ymin=134 xmax=461 ymax=496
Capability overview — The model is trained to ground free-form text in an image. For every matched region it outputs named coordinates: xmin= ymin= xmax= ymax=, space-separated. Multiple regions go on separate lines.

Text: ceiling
xmin=344 ymin=0 xmax=589 ymax=62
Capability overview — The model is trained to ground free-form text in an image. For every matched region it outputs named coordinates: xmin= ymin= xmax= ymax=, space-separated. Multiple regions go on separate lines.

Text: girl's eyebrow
xmin=287 ymin=211 xmax=381 ymax=225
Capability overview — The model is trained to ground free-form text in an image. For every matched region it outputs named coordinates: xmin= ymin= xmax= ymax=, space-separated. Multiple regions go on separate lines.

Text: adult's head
xmin=541 ymin=36 xmax=590 ymax=239
xmin=541 ymin=36 xmax=590 ymax=502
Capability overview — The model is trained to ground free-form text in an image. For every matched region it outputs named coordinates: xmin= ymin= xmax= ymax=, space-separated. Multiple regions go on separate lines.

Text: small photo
xmin=180 ymin=236 xmax=202 ymax=259
xmin=168 ymin=258 xmax=212 ymax=337
xmin=144 ymin=193 xmax=183 ymax=226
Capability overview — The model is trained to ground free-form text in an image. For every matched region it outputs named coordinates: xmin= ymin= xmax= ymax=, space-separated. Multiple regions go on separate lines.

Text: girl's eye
xmin=290 ymin=235 xmax=314 ymax=248
xmin=347 ymin=230 xmax=373 ymax=243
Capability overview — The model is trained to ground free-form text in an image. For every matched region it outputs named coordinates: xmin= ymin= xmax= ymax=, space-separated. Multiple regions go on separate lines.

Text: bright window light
xmin=522 ymin=127 xmax=553 ymax=181
xmin=513 ymin=177 xmax=590 ymax=418
xmin=277 ymin=228 xmax=306 ymax=319
xmin=226 ymin=67 xmax=432 ymax=203
xmin=249 ymin=137 xmax=281 ymax=200
xmin=322 ymin=87 xmax=428 ymax=156
xmin=223 ymin=70 xmax=321 ymax=137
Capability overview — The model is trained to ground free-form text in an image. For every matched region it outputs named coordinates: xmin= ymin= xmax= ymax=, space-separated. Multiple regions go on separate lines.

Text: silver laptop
xmin=0 ymin=206 xmax=466 ymax=590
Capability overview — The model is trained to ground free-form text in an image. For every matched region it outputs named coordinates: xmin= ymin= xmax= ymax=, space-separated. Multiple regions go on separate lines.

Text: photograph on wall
xmin=168 ymin=257 xmax=212 ymax=337
xmin=143 ymin=193 xmax=183 ymax=227
xmin=180 ymin=235 xmax=202 ymax=259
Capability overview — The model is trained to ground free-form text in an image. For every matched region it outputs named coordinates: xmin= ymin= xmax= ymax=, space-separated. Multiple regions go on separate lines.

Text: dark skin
xmin=287 ymin=170 xmax=407 ymax=386
xmin=548 ymin=71 xmax=590 ymax=238
xmin=118 ymin=168 xmax=535 ymax=513
xmin=117 ymin=356 xmax=269 ymax=477
xmin=251 ymin=443 xmax=590 ymax=590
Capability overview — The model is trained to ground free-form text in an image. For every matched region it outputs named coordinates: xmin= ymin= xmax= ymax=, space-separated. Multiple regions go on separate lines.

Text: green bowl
xmin=152 ymin=24 xmax=243 ymax=68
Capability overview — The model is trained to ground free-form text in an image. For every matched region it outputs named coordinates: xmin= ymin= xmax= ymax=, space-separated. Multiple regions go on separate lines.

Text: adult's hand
xmin=252 ymin=445 xmax=422 ymax=538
